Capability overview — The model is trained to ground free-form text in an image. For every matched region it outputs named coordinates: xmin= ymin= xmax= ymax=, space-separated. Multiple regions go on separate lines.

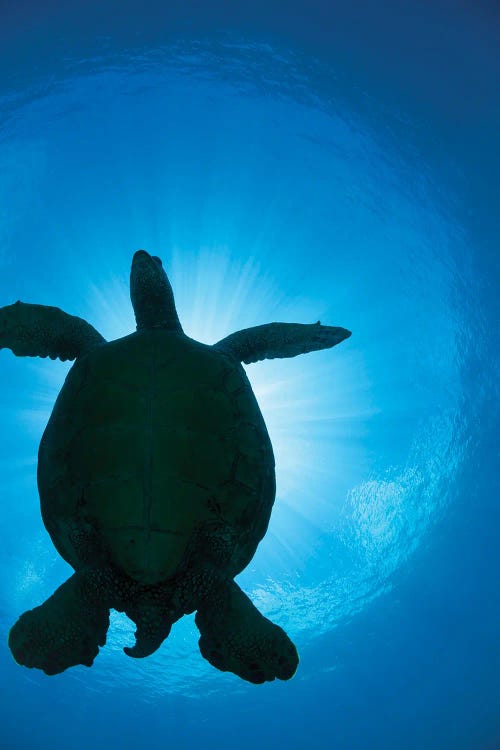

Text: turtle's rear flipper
xmin=194 ymin=576 xmax=298 ymax=683
xmin=8 ymin=571 xmax=110 ymax=675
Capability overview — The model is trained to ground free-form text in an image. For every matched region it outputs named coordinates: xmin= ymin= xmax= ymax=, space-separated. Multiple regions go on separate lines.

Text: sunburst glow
xmin=0 ymin=41 xmax=473 ymax=698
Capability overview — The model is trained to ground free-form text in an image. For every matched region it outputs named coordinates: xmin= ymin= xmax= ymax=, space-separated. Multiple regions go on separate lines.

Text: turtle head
xmin=130 ymin=250 xmax=183 ymax=332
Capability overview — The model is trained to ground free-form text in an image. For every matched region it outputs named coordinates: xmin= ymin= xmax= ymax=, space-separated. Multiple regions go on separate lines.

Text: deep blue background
xmin=0 ymin=2 xmax=498 ymax=749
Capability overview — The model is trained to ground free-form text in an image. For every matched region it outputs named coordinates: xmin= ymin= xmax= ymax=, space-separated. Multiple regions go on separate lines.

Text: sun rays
xmin=0 ymin=40 xmax=471 ymax=697
xmin=83 ymin=243 xmax=356 ymax=547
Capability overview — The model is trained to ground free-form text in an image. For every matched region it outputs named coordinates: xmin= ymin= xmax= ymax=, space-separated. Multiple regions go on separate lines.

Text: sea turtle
xmin=2 ymin=249 xmax=351 ymax=683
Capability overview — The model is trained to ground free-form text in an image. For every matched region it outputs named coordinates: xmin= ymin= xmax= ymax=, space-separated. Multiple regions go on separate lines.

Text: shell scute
xmin=219 ymin=363 xmax=248 ymax=394
xmin=154 ymin=386 xmax=236 ymax=437
xmin=151 ymin=425 xmax=195 ymax=483
xmin=233 ymin=453 xmax=262 ymax=491
xmin=234 ymin=388 xmax=264 ymax=424
xmin=68 ymin=426 xmax=144 ymax=484
xmin=150 ymin=477 xmax=211 ymax=529
xmin=84 ymin=477 xmax=144 ymax=528
xmin=188 ymin=432 xmax=237 ymax=488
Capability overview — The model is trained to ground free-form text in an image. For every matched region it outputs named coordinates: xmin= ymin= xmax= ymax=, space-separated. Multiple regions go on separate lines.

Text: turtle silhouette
xmin=2 ymin=249 xmax=351 ymax=683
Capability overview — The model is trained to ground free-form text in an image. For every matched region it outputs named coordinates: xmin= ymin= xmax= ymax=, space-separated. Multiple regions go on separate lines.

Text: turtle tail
xmin=123 ymin=601 xmax=180 ymax=658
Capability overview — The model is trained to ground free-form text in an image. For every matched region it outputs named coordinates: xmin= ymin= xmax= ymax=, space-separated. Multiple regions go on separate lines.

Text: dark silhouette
xmin=2 ymin=249 xmax=350 ymax=683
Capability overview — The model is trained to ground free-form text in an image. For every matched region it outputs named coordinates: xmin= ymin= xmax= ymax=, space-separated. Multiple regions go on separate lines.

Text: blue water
xmin=0 ymin=3 xmax=498 ymax=749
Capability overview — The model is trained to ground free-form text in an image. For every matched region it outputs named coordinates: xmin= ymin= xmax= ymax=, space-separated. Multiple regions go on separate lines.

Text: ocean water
xmin=0 ymin=3 xmax=498 ymax=749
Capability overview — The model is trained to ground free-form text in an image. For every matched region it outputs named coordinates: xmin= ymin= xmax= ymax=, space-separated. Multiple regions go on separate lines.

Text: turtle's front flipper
xmin=0 ymin=301 xmax=106 ymax=361
xmin=8 ymin=570 xmax=110 ymax=675
xmin=214 ymin=321 xmax=351 ymax=364
xmin=186 ymin=569 xmax=298 ymax=683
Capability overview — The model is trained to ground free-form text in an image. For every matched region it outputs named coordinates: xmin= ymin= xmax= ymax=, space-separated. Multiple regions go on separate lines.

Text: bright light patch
xmin=80 ymin=245 xmax=355 ymax=540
